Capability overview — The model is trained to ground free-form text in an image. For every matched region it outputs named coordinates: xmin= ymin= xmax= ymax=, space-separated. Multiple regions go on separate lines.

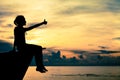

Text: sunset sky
xmin=0 ymin=0 xmax=120 ymax=57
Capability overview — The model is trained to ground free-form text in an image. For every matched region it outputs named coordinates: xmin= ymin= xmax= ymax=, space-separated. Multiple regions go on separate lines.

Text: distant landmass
xmin=30 ymin=50 xmax=120 ymax=66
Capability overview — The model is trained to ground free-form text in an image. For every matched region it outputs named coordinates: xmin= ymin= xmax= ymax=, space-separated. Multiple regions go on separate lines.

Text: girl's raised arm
xmin=25 ymin=19 xmax=47 ymax=31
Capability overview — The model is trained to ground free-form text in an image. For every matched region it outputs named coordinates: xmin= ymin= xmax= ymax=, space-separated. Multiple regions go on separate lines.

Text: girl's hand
xmin=43 ymin=19 xmax=47 ymax=25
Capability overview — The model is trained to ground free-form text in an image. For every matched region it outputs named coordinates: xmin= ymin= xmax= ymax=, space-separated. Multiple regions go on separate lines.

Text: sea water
xmin=24 ymin=66 xmax=120 ymax=80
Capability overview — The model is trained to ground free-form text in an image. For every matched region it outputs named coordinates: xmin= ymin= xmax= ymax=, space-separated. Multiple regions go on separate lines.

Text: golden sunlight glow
xmin=1 ymin=0 xmax=120 ymax=57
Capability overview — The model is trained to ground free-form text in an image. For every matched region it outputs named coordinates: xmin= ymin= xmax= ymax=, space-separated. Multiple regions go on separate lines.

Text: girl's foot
xmin=36 ymin=68 xmax=46 ymax=73
xmin=43 ymin=67 xmax=48 ymax=71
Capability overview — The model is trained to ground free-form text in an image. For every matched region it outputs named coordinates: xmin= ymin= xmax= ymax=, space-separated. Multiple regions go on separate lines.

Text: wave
xmin=52 ymin=74 xmax=120 ymax=77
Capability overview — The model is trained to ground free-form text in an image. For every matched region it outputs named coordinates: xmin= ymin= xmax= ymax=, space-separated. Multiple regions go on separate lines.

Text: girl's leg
xmin=27 ymin=44 xmax=47 ymax=73
xmin=35 ymin=46 xmax=48 ymax=72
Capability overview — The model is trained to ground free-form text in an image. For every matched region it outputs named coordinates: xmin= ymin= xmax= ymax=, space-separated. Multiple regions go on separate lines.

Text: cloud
xmin=95 ymin=50 xmax=120 ymax=54
xmin=69 ymin=50 xmax=87 ymax=54
xmin=0 ymin=40 xmax=13 ymax=53
xmin=58 ymin=0 xmax=120 ymax=16
xmin=0 ymin=30 xmax=7 ymax=33
xmin=7 ymin=24 xmax=13 ymax=27
xmin=102 ymin=0 xmax=120 ymax=13
xmin=7 ymin=36 xmax=14 ymax=39
xmin=62 ymin=48 xmax=120 ymax=55
xmin=0 ymin=20 xmax=5 ymax=24
xmin=98 ymin=46 xmax=109 ymax=49
xmin=0 ymin=4 xmax=18 ymax=16
xmin=45 ymin=47 xmax=88 ymax=55
xmin=58 ymin=6 xmax=89 ymax=15
xmin=0 ymin=5 xmax=17 ymax=28
xmin=0 ymin=11 xmax=15 ymax=18
xmin=84 ymin=27 xmax=114 ymax=37
xmin=112 ymin=37 xmax=120 ymax=40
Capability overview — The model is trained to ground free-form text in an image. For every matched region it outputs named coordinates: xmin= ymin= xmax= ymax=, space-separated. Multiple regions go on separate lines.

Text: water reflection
xmin=24 ymin=66 xmax=120 ymax=80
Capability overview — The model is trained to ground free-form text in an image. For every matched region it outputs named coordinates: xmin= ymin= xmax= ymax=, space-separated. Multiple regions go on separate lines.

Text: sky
xmin=0 ymin=0 xmax=120 ymax=58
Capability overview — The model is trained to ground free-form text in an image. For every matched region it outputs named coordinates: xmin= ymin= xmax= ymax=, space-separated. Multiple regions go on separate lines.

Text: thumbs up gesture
xmin=43 ymin=19 xmax=47 ymax=25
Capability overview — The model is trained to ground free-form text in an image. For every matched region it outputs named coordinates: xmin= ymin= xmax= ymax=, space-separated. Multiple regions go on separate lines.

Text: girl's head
xmin=14 ymin=15 xmax=26 ymax=26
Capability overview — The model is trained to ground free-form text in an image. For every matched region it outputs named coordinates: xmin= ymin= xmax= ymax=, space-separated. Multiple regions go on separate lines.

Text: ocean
xmin=24 ymin=66 xmax=120 ymax=80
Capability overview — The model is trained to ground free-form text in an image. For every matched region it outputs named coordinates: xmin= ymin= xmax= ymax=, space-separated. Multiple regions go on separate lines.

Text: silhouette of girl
xmin=13 ymin=15 xmax=48 ymax=73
